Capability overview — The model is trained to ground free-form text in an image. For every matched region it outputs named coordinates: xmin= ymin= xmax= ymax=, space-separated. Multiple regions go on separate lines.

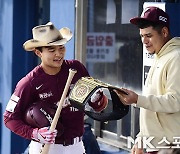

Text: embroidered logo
xmin=39 ymin=91 xmax=53 ymax=99
xmin=159 ymin=16 xmax=167 ymax=22
xmin=36 ymin=84 xmax=43 ymax=90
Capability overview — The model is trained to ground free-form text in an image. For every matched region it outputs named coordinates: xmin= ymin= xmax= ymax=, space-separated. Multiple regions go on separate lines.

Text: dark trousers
xmin=82 ymin=123 xmax=101 ymax=154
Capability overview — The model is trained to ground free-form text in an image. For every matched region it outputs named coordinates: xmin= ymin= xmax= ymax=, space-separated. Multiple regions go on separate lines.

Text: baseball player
xmin=3 ymin=22 xmax=108 ymax=154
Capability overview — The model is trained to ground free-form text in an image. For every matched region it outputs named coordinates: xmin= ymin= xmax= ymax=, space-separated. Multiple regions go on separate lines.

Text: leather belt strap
xmin=56 ymin=136 xmax=82 ymax=146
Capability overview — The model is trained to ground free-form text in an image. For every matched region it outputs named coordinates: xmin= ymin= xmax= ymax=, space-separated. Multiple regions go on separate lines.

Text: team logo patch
xmin=6 ymin=94 xmax=19 ymax=112
xmin=39 ymin=91 xmax=53 ymax=99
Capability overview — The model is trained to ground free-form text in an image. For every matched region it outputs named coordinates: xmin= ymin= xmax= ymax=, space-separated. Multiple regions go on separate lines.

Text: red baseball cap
xmin=130 ymin=6 xmax=169 ymax=28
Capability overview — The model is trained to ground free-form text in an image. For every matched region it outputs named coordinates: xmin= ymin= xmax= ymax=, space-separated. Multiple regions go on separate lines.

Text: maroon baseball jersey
xmin=4 ymin=60 xmax=89 ymax=143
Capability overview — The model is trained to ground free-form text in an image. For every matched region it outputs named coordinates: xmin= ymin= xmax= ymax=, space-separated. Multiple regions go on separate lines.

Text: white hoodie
xmin=137 ymin=37 xmax=180 ymax=151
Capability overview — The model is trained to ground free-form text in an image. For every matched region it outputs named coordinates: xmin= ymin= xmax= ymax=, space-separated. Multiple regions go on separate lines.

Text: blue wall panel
xmin=0 ymin=0 xmax=13 ymax=153
xmin=166 ymin=3 xmax=180 ymax=37
xmin=50 ymin=0 xmax=75 ymax=60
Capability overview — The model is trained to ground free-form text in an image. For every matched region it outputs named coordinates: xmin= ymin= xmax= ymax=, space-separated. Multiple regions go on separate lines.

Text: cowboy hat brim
xmin=23 ymin=27 xmax=73 ymax=51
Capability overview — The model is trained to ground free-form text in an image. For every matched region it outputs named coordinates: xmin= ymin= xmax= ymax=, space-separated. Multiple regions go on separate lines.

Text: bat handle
xmin=39 ymin=144 xmax=50 ymax=154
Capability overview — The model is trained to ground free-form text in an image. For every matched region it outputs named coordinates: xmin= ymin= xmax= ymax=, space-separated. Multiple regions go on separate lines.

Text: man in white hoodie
xmin=116 ymin=6 xmax=180 ymax=154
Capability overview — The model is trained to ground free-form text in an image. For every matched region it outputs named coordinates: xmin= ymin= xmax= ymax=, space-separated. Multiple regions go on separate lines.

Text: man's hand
xmin=131 ymin=144 xmax=144 ymax=154
xmin=88 ymin=89 xmax=108 ymax=112
xmin=31 ymin=127 xmax=57 ymax=144
xmin=115 ymin=88 xmax=138 ymax=105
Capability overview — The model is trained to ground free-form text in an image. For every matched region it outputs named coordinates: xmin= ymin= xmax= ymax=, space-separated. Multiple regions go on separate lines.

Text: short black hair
xmin=35 ymin=47 xmax=43 ymax=52
xmin=136 ymin=20 xmax=168 ymax=34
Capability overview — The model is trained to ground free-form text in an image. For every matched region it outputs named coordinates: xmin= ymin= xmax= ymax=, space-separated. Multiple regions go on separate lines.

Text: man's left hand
xmin=115 ymin=88 xmax=138 ymax=105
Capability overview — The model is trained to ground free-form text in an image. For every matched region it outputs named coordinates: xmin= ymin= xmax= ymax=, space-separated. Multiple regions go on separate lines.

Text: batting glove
xmin=89 ymin=89 xmax=108 ymax=112
xmin=31 ymin=127 xmax=57 ymax=144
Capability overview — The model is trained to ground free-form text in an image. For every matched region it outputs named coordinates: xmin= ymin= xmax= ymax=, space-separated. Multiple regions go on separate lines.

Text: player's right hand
xmin=31 ymin=127 xmax=57 ymax=144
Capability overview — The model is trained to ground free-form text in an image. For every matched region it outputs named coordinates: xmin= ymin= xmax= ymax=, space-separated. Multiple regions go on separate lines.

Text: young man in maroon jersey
xmin=3 ymin=22 xmax=108 ymax=154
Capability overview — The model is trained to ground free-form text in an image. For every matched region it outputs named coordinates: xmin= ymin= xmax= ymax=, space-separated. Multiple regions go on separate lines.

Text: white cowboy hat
xmin=23 ymin=22 xmax=73 ymax=51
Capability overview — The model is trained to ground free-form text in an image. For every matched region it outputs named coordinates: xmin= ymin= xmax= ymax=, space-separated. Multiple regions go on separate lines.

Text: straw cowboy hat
xmin=23 ymin=22 xmax=73 ymax=51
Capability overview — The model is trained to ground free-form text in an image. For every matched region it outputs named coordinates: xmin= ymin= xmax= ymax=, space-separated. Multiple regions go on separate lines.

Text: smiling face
xmin=139 ymin=26 xmax=169 ymax=54
xmin=35 ymin=45 xmax=66 ymax=75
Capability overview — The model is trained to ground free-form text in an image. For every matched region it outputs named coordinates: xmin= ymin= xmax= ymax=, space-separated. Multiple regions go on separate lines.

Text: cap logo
xmin=159 ymin=16 xmax=167 ymax=23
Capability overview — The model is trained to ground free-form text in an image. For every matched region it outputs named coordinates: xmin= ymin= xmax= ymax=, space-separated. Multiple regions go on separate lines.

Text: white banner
xmin=86 ymin=32 xmax=116 ymax=63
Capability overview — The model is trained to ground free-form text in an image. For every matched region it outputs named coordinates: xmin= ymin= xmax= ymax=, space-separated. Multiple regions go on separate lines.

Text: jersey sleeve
xmin=3 ymin=76 xmax=35 ymax=140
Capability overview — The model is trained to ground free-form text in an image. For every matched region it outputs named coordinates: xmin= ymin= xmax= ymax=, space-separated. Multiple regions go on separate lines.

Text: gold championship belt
xmin=69 ymin=77 xmax=129 ymax=122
